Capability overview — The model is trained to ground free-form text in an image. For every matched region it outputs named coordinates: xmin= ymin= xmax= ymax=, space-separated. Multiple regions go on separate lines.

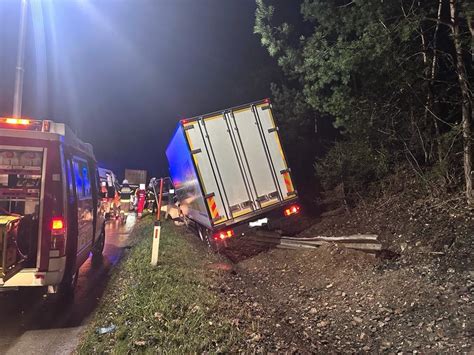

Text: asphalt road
xmin=0 ymin=215 xmax=136 ymax=355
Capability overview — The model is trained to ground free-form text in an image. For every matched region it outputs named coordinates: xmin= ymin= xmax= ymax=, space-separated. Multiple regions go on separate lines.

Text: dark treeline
xmin=254 ymin=0 xmax=473 ymax=205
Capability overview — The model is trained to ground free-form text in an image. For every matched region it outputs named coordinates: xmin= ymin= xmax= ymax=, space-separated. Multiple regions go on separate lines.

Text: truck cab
xmin=0 ymin=117 xmax=105 ymax=294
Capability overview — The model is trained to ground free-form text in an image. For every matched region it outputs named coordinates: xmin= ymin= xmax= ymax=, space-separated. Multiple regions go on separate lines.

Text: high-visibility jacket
xmin=120 ymin=185 xmax=132 ymax=202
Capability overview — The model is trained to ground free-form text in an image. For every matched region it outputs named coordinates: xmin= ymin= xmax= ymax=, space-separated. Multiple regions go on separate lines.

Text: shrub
xmin=315 ymin=140 xmax=389 ymax=193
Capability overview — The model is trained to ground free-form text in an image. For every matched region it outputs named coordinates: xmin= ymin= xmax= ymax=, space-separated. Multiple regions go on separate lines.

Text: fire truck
xmin=0 ymin=117 xmax=105 ymax=295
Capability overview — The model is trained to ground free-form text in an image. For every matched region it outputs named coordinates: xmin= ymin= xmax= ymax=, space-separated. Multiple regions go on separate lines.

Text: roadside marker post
xmin=151 ymin=178 xmax=164 ymax=266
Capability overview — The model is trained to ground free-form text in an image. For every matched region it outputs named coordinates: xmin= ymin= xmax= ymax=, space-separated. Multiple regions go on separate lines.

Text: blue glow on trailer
xmin=166 ymin=123 xmax=208 ymax=226
xmin=165 ymin=124 xmax=189 ymax=190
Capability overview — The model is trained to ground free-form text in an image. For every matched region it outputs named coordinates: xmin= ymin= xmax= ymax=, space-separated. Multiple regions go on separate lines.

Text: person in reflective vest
xmin=120 ymin=179 xmax=132 ymax=213
xmin=136 ymin=183 xmax=147 ymax=218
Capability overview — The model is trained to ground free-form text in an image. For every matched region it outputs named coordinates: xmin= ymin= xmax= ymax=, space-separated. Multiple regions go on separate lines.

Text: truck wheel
xmin=92 ymin=226 xmax=106 ymax=264
xmin=197 ymin=226 xmax=205 ymax=242
xmin=197 ymin=226 xmax=214 ymax=249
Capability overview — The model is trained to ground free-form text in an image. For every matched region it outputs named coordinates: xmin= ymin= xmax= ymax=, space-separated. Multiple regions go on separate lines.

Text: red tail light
xmin=51 ymin=217 xmax=65 ymax=234
xmin=284 ymin=204 xmax=300 ymax=217
xmin=50 ymin=216 xmax=66 ymax=254
xmin=213 ymin=229 xmax=234 ymax=241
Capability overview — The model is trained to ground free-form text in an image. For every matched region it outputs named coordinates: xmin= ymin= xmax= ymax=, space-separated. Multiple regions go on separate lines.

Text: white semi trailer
xmin=166 ymin=99 xmax=300 ymax=247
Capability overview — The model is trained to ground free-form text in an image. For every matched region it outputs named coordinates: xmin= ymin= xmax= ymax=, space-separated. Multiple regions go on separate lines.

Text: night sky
xmin=0 ymin=0 xmax=293 ymax=180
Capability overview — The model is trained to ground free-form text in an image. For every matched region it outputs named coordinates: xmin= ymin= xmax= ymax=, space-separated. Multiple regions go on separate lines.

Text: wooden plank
xmin=245 ymin=234 xmax=382 ymax=253
xmin=305 ymin=235 xmax=378 ymax=241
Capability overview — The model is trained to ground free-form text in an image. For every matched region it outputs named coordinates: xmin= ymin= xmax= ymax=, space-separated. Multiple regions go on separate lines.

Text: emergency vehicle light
xmin=5 ymin=118 xmax=30 ymax=125
xmin=1 ymin=117 xmax=44 ymax=131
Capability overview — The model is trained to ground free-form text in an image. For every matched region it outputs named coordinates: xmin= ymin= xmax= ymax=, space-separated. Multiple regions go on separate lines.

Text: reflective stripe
xmin=282 ymin=171 xmax=294 ymax=194
xmin=206 ymin=195 xmax=219 ymax=219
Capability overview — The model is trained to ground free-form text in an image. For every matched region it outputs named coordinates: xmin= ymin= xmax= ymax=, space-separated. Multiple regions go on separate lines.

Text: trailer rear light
xmin=284 ymin=204 xmax=300 ymax=217
xmin=263 ymin=98 xmax=271 ymax=104
xmin=214 ymin=229 xmax=234 ymax=241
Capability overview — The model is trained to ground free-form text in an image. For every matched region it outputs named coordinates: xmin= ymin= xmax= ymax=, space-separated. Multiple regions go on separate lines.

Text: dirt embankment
xmin=212 ymin=184 xmax=473 ymax=352
xmin=216 ymin=245 xmax=472 ymax=352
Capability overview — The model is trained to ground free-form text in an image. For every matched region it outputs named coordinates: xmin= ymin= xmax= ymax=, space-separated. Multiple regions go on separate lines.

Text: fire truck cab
xmin=0 ymin=117 xmax=105 ymax=295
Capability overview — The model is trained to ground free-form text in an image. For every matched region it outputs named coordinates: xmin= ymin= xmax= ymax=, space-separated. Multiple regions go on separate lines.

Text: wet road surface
xmin=0 ymin=215 xmax=136 ymax=354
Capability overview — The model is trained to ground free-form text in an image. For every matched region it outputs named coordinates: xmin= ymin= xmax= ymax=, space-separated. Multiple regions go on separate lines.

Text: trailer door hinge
xmin=191 ymin=148 xmax=202 ymax=154
xmin=184 ymin=125 xmax=194 ymax=131
xmin=268 ymin=127 xmax=278 ymax=133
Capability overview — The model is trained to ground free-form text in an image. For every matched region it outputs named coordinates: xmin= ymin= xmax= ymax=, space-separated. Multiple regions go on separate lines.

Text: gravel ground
xmin=210 ymin=182 xmax=473 ymax=352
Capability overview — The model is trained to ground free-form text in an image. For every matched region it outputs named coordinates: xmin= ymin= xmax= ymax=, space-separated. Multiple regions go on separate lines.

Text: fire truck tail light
xmin=51 ymin=216 xmax=66 ymax=236
xmin=214 ymin=229 xmax=234 ymax=241
xmin=50 ymin=217 xmax=66 ymax=254
xmin=284 ymin=204 xmax=300 ymax=217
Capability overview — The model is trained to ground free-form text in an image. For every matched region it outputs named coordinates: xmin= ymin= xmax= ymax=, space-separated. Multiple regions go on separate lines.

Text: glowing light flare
xmin=284 ymin=204 xmax=300 ymax=217
xmin=4 ymin=118 xmax=30 ymax=125
xmin=214 ymin=229 xmax=234 ymax=241
xmin=51 ymin=216 xmax=65 ymax=233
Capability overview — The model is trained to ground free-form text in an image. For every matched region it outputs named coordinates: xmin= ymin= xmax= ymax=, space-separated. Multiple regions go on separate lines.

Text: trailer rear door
xmin=183 ymin=101 xmax=296 ymax=225
xmin=245 ymin=103 xmax=296 ymax=201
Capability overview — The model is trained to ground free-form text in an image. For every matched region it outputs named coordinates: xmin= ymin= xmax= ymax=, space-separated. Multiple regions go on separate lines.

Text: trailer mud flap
xmin=0 ymin=216 xmax=28 ymax=284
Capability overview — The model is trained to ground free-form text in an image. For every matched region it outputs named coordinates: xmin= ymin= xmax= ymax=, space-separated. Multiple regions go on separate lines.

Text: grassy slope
xmin=77 ymin=218 xmax=242 ymax=353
